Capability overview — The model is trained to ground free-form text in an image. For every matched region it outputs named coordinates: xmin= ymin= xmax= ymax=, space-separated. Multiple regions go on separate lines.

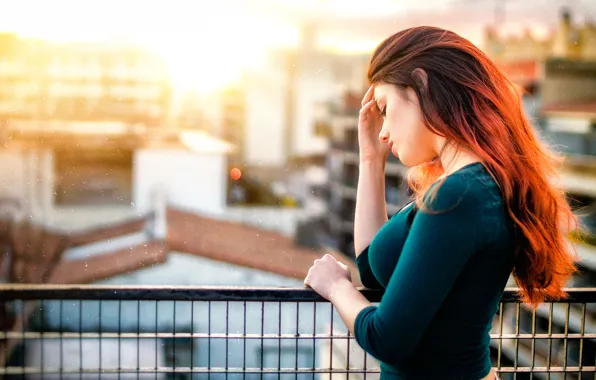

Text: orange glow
xmin=0 ymin=0 xmax=300 ymax=93
xmin=230 ymin=168 xmax=242 ymax=181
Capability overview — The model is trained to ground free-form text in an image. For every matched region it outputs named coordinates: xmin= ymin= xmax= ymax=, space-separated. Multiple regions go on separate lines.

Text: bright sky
xmin=2 ymin=0 xmax=594 ymax=91
xmin=0 ymin=0 xmax=302 ymax=91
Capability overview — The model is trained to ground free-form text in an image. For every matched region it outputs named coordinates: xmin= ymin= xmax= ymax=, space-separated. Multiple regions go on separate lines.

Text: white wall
xmin=291 ymin=52 xmax=369 ymax=157
xmin=216 ymin=206 xmax=306 ymax=237
xmin=0 ymin=149 xmax=54 ymax=224
xmin=134 ymin=149 xmax=227 ymax=215
xmin=0 ymin=146 xmax=306 ymax=237
xmin=241 ymin=51 xmax=368 ymax=165
xmin=244 ymin=61 xmax=288 ymax=166
xmin=292 ymin=56 xmax=335 ymax=157
xmin=0 ymin=149 xmax=26 ymax=205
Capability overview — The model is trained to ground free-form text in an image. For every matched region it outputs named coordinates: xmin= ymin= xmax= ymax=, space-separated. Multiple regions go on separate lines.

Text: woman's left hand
xmin=304 ymin=254 xmax=352 ymax=300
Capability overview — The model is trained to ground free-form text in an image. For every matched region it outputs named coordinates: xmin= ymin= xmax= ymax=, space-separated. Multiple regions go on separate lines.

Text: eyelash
xmin=379 ymin=107 xmax=386 ymax=117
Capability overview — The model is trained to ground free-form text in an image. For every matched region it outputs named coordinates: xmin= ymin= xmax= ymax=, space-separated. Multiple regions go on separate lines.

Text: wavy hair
xmin=368 ymin=26 xmax=578 ymax=306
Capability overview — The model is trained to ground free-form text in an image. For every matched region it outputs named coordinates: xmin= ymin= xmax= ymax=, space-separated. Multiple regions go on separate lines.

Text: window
xmin=54 ymin=148 xmax=133 ymax=206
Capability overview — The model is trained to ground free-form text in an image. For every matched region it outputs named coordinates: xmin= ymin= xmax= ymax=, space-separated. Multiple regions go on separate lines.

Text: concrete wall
xmin=0 ymin=149 xmax=27 ymax=211
xmin=133 ymin=148 xmax=227 ymax=215
xmin=240 ymin=51 xmax=368 ymax=166
xmin=0 ymin=146 xmax=232 ymax=230
xmin=217 ymin=206 xmax=305 ymax=237
xmin=243 ymin=60 xmax=288 ymax=166
xmin=0 ymin=149 xmax=54 ymax=224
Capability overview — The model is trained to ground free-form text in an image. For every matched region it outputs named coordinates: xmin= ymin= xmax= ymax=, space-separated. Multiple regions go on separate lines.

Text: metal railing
xmin=0 ymin=285 xmax=595 ymax=380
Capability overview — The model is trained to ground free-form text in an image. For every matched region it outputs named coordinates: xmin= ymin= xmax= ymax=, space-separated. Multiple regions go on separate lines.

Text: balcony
xmin=0 ymin=285 xmax=595 ymax=379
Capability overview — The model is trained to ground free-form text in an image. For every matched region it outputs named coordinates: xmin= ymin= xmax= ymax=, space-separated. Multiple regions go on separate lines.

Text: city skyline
xmin=1 ymin=0 xmax=595 ymax=93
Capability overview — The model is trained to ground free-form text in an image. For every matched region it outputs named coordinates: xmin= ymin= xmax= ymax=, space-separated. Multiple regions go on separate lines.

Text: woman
xmin=304 ymin=26 xmax=578 ymax=379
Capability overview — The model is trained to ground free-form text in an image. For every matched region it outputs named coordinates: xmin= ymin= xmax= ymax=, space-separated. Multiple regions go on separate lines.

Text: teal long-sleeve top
xmin=354 ymin=162 xmax=515 ymax=379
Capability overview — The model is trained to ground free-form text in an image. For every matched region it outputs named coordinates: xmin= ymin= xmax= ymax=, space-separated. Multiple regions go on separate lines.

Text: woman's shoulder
xmin=423 ymin=162 xmax=503 ymax=214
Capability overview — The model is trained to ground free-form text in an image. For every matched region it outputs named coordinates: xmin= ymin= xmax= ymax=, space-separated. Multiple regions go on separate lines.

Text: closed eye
xmin=376 ymin=103 xmax=386 ymax=117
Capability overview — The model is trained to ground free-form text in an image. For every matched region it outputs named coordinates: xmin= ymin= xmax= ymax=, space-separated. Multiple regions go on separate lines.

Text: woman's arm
xmin=331 ymin=178 xmax=485 ymax=364
xmin=351 ymin=179 xmax=483 ymax=364
xmin=354 ymin=159 xmax=388 ymax=256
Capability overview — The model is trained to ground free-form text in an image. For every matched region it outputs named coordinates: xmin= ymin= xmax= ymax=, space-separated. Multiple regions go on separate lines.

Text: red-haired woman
xmin=304 ymin=26 xmax=578 ymax=380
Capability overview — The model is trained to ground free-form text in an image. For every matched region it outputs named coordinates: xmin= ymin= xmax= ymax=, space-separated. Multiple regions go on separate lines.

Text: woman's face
xmin=374 ymin=83 xmax=440 ymax=167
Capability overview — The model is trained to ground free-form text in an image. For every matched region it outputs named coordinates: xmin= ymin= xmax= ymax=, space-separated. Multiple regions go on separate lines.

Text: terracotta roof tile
xmin=3 ymin=208 xmax=362 ymax=287
xmin=166 ymin=208 xmax=362 ymax=286
xmin=66 ymin=217 xmax=149 ymax=246
xmin=49 ymin=241 xmax=167 ymax=284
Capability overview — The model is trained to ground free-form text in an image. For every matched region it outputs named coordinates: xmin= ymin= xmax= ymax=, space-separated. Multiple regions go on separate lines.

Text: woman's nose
xmin=378 ymin=129 xmax=389 ymax=143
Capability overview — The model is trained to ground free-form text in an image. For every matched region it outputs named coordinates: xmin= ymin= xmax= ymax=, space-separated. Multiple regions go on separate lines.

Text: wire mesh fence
xmin=0 ymin=285 xmax=594 ymax=380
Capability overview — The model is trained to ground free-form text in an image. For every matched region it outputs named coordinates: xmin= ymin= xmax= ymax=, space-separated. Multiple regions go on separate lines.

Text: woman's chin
xmin=396 ymin=155 xmax=420 ymax=168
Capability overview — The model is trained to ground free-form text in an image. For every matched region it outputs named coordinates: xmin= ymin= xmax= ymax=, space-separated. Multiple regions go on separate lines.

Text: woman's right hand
xmin=358 ymin=86 xmax=390 ymax=162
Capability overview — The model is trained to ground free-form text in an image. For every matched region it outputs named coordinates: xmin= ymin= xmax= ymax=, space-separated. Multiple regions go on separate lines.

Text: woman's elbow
xmin=354 ymin=309 xmax=412 ymax=365
xmin=356 ymin=339 xmax=410 ymax=365
xmin=360 ymin=277 xmax=383 ymax=290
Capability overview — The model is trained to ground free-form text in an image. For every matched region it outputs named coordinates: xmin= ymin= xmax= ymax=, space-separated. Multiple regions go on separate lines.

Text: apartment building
xmin=0 ymin=33 xmax=171 ymax=126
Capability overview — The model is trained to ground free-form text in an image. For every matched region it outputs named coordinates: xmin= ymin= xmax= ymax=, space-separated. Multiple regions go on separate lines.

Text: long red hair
xmin=368 ymin=26 xmax=578 ymax=306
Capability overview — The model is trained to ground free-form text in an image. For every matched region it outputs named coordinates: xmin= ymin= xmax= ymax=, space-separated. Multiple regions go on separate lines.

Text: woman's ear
xmin=411 ymin=68 xmax=428 ymax=93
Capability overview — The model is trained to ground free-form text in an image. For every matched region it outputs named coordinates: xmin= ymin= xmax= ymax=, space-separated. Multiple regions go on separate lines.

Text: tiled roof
xmin=66 ymin=217 xmax=149 ymax=247
xmin=0 ymin=209 xmax=362 ymax=365
xmin=7 ymin=207 xmax=361 ymax=287
xmin=50 ymin=241 xmax=168 ymax=284
xmin=166 ymin=208 xmax=362 ymax=286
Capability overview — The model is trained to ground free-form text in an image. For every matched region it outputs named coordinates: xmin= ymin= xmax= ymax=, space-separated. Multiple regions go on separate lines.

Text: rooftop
xmin=2 ymin=120 xmax=235 ymax=153
xmin=1 ymin=207 xmax=361 ymax=287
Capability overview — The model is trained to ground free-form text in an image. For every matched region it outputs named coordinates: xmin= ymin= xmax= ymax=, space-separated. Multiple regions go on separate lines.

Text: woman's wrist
xmin=329 ymin=277 xmax=356 ymax=303
xmin=359 ymin=154 xmax=387 ymax=167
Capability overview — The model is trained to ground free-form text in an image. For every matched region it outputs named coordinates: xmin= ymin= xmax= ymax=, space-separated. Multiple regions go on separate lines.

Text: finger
xmin=359 ymin=99 xmax=376 ymax=117
xmin=361 ymin=85 xmax=374 ymax=106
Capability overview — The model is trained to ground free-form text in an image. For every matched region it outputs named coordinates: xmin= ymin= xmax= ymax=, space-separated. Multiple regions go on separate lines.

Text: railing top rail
xmin=1 ymin=285 xmax=596 ymax=303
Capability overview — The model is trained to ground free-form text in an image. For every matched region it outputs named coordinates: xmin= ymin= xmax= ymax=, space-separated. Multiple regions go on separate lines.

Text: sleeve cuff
xmin=353 ymin=305 xmax=378 ymax=350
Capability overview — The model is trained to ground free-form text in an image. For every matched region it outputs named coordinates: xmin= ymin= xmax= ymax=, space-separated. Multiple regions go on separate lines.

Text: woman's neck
xmin=438 ymin=145 xmax=482 ymax=179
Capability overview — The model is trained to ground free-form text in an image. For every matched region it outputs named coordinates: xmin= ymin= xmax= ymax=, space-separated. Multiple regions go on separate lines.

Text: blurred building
xmin=0 ymin=118 xmax=341 ymax=378
xmin=211 ymin=25 xmax=370 ymax=169
xmin=0 ymin=33 xmax=171 ymax=126
xmin=483 ymin=9 xmax=596 ymax=378
xmin=485 ymin=8 xmax=596 ymax=64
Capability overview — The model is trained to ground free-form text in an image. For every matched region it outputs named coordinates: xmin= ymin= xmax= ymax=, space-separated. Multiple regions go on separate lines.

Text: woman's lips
xmin=388 ymin=140 xmax=398 ymax=157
